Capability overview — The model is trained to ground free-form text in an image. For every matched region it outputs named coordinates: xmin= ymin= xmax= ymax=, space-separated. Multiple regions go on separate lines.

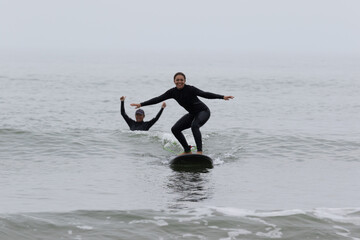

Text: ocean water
xmin=1 ymin=53 xmax=360 ymax=239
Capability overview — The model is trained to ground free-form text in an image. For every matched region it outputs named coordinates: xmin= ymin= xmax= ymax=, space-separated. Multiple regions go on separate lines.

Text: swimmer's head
xmin=135 ymin=109 xmax=145 ymax=122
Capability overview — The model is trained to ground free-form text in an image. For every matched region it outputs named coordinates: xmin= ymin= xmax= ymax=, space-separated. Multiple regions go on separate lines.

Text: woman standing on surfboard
xmin=131 ymin=72 xmax=234 ymax=155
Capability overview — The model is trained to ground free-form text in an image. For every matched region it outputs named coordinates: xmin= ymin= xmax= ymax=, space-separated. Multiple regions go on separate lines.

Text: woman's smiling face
xmin=174 ymin=74 xmax=186 ymax=89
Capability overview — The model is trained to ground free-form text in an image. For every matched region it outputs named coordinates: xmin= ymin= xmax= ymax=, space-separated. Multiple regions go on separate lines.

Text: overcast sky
xmin=1 ymin=0 xmax=359 ymax=55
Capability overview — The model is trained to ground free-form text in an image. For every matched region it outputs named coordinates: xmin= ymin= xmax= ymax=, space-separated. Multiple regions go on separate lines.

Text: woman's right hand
xmin=130 ymin=103 xmax=141 ymax=109
xmin=224 ymin=96 xmax=234 ymax=100
xmin=120 ymin=96 xmax=126 ymax=101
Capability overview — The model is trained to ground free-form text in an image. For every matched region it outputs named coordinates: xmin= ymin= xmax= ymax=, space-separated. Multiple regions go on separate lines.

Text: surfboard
xmin=169 ymin=154 xmax=213 ymax=169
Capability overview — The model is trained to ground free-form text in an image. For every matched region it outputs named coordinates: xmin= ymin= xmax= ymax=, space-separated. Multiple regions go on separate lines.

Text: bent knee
xmin=191 ymin=124 xmax=200 ymax=131
xmin=171 ymin=126 xmax=178 ymax=134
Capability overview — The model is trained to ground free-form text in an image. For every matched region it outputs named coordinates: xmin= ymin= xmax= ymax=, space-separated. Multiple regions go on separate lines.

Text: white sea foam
xmin=333 ymin=225 xmax=360 ymax=240
xmin=213 ymin=206 xmax=360 ymax=223
xmin=219 ymin=228 xmax=252 ymax=240
xmin=76 ymin=225 xmax=93 ymax=230
xmin=182 ymin=233 xmax=207 ymax=239
xmin=256 ymin=227 xmax=283 ymax=239
xmin=212 ymin=207 xmax=254 ymax=217
xmin=129 ymin=219 xmax=169 ymax=226
xmin=313 ymin=208 xmax=360 ymax=225
xmin=212 ymin=156 xmax=225 ymax=165
xmin=212 ymin=207 xmax=307 ymax=218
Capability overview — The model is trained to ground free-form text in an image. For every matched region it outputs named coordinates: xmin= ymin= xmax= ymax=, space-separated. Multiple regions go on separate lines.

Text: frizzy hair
xmin=173 ymin=72 xmax=186 ymax=80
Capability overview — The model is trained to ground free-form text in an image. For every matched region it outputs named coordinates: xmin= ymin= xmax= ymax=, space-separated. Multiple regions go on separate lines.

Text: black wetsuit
xmin=121 ymin=101 xmax=164 ymax=131
xmin=140 ymin=85 xmax=224 ymax=152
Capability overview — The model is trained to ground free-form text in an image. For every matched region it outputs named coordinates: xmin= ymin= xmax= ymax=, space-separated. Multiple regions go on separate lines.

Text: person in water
xmin=131 ymin=72 xmax=234 ymax=155
xmin=120 ymin=96 xmax=166 ymax=131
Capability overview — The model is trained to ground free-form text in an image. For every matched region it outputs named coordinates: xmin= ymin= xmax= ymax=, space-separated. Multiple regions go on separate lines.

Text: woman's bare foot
xmin=179 ymin=151 xmax=192 ymax=156
xmin=196 ymin=151 xmax=203 ymax=155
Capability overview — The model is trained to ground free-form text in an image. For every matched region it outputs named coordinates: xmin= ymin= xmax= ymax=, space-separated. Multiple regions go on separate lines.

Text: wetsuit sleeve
xmin=192 ymin=86 xmax=224 ymax=99
xmin=120 ymin=101 xmax=135 ymax=128
xmin=145 ymin=107 xmax=164 ymax=130
xmin=140 ymin=89 xmax=172 ymax=107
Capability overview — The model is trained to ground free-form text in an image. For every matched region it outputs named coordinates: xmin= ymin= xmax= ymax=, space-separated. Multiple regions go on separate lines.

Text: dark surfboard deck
xmin=169 ymin=154 xmax=213 ymax=169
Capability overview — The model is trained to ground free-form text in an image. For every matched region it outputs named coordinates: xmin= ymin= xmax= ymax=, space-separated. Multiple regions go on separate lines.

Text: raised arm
xmin=120 ymin=96 xmax=135 ymax=127
xmin=147 ymin=102 xmax=166 ymax=129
